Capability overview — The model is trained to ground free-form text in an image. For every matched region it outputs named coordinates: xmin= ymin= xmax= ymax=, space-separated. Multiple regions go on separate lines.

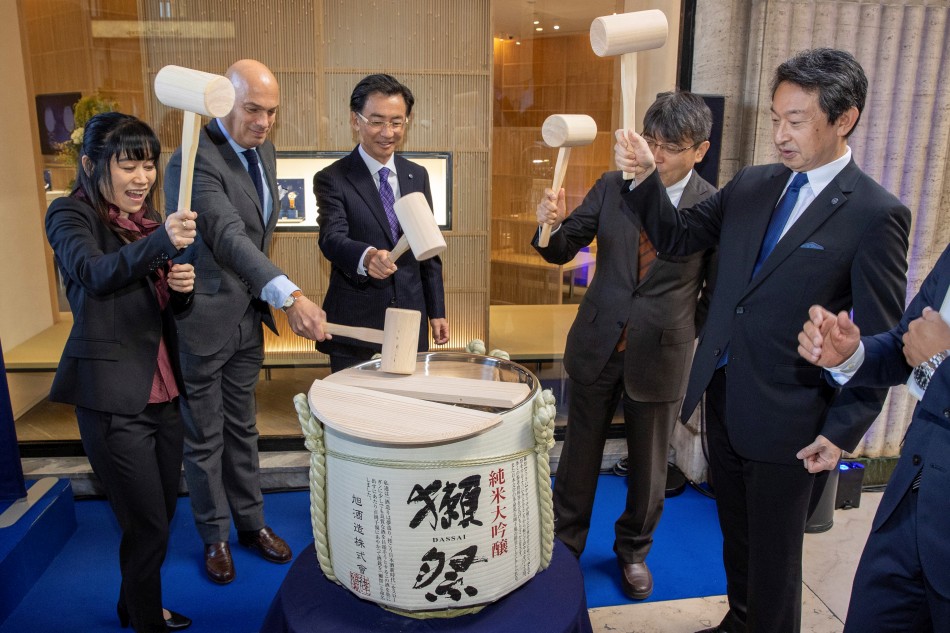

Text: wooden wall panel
xmin=491 ymin=33 xmax=614 ymax=304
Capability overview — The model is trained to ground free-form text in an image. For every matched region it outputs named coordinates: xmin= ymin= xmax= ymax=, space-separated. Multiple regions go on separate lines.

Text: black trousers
xmin=706 ymin=367 xmax=815 ymax=633
xmin=76 ymin=400 xmax=183 ymax=633
xmin=552 ymin=348 xmax=679 ymax=562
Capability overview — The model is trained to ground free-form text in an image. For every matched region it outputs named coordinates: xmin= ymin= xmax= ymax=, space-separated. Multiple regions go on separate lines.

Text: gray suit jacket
xmin=533 ymin=170 xmax=716 ymax=402
xmin=164 ymin=119 xmax=284 ymax=357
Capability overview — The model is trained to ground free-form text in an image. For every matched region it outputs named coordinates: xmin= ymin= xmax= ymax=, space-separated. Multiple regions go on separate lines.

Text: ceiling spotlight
xmin=535 ymin=26 xmax=543 ymax=31
xmin=553 ymin=25 xmax=560 ymax=30
xmin=533 ymin=20 xmax=540 ymax=25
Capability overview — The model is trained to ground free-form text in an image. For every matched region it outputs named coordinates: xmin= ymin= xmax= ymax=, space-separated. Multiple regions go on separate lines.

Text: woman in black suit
xmin=45 ymin=112 xmax=197 ymax=632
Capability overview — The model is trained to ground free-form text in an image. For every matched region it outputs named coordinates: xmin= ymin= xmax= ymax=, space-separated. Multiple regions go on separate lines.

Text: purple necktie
xmin=377 ymin=167 xmax=400 ymax=242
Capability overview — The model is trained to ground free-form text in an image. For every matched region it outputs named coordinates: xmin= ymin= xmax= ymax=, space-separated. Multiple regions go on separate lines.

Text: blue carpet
xmin=578 ymin=474 xmax=725 ymax=608
xmin=0 ymin=476 xmax=724 ymax=632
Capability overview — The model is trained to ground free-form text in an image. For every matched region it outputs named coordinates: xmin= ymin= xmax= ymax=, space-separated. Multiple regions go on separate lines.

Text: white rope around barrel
xmin=532 ymin=388 xmax=557 ymax=569
xmin=294 ymin=393 xmax=336 ymax=582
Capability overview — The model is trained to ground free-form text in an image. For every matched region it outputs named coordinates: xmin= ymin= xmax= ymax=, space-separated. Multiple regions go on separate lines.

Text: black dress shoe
xmin=164 ymin=610 xmax=192 ymax=631
xmin=618 ymin=560 xmax=653 ymax=600
xmin=117 ymin=602 xmax=192 ymax=631
xmin=238 ymin=526 xmax=292 ymax=563
xmin=205 ymin=541 xmax=236 ymax=584
xmin=694 ymin=628 xmax=721 ymax=633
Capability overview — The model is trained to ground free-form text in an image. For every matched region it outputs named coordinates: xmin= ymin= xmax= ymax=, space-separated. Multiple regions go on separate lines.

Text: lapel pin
xmin=831 ymin=197 xmax=839 ymax=204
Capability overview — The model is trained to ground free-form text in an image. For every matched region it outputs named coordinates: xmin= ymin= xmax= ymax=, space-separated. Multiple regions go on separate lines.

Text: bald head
xmin=221 ymin=59 xmax=280 ymax=148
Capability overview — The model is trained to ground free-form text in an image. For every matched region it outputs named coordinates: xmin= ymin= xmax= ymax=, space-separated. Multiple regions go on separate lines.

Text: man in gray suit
xmin=534 ymin=91 xmax=716 ymax=600
xmin=165 ymin=59 xmax=327 ymax=584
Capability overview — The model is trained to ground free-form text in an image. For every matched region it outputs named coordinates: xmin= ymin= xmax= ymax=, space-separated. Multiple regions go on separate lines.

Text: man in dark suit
xmin=798 ymin=244 xmax=950 ymax=631
xmin=165 ymin=59 xmax=327 ymax=585
xmin=534 ymin=91 xmax=716 ymax=600
xmin=614 ymin=48 xmax=911 ymax=632
xmin=314 ymin=73 xmax=448 ymax=372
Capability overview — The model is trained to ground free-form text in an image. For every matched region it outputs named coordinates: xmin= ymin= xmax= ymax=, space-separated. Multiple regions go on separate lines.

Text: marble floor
xmin=587 ymin=492 xmax=881 ymax=633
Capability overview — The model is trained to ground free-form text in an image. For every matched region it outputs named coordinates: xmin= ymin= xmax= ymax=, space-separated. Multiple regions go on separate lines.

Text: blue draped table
xmin=260 ymin=539 xmax=593 ymax=633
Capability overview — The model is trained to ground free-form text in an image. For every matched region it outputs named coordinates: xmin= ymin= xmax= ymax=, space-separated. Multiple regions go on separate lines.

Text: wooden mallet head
xmin=388 ymin=192 xmax=446 ymax=262
xmin=154 ymin=65 xmax=236 ymax=210
xmin=322 ymin=308 xmax=421 ymax=375
xmin=590 ymin=9 xmax=669 ymax=180
xmin=537 ymin=114 xmax=598 ymax=247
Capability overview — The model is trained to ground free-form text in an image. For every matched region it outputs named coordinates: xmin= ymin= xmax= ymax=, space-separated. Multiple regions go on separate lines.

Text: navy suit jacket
xmin=533 ymin=170 xmax=716 ymax=402
xmin=165 ymin=119 xmax=284 ymax=357
xmin=314 ymin=147 xmax=445 ymax=354
xmin=843 ymin=243 xmax=950 ymax=598
xmin=46 ymin=196 xmax=189 ymax=415
xmin=622 ymin=159 xmax=911 ymax=464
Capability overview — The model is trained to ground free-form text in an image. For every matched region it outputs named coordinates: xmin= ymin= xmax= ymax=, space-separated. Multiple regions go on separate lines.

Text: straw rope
xmin=532 ymin=388 xmax=557 ymax=569
xmin=294 ymin=393 xmax=336 ymax=582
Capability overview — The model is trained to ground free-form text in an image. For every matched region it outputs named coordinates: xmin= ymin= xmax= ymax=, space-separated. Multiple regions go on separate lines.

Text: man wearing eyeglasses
xmin=614 ymin=49 xmax=910 ymax=633
xmin=534 ymin=91 xmax=717 ymax=601
xmin=314 ymin=73 xmax=448 ymax=372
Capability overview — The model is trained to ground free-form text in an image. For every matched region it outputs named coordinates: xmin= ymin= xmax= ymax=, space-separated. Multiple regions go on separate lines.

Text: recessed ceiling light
xmin=553 ymin=25 xmax=560 ymax=30
xmin=533 ymin=20 xmax=540 ymax=25
xmin=535 ymin=26 xmax=543 ymax=31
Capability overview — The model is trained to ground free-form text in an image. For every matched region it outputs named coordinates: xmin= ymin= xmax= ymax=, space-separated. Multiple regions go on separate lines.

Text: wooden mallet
xmin=590 ymin=9 xmax=669 ymax=180
xmin=537 ymin=114 xmax=598 ymax=247
xmin=154 ymin=65 xmax=236 ymax=211
xmin=323 ymin=308 xmax=421 ymax=374
xmin=387 ymin=192 xmax=446 ymax=262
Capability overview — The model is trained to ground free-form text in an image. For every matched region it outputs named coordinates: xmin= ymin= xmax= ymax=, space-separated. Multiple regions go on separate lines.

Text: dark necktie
xmin=377 ymin=167 xmax=400 ymax=242
xmin=243 ymin=149 xmax=266 ymax=209
xmin=752 ymin=171 xmax=809 ymax=278
xmin=637 ymin=228 xmax=656 ymax=282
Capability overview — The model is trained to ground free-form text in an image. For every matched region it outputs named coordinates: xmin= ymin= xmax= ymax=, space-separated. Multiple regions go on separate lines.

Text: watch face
xmin=914 ymin=364 xmax=930 ymax=390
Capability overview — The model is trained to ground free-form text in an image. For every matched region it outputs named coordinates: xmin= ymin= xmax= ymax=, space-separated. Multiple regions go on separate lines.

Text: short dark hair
xmin=72 ymin=112 xmax=162 ymax=234
xmin=642 ymin=91 xmax=712 ymax=146
xmin=350 ymin=74 xmax=415 ymax=117
xmin=771 ymin=48 xmax=867 ymax=137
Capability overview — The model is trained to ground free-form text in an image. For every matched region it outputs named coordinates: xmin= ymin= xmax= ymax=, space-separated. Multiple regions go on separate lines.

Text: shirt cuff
xmin=357 ymin=246 xmax=374 ymax=276
xmin=261 ymin=275 xmax=299 ymax=309
xmin=828 ymin=342 xmax=865 ymax=385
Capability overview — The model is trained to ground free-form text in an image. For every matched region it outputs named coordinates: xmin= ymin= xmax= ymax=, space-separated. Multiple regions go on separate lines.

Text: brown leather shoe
xmin=238 ymin=526 xmax=292 ymax=563
xmin=204 ymin=542 xmax=235 ymax=584
xmin=619 ymin=561 xmax=653 ymax=600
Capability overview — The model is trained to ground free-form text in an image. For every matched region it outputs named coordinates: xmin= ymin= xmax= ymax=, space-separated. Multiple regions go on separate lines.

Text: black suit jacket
xmin=314 ymin=147 xmax=446 ymax=354
xmin=623 ymin=159 xmax=911 ymax=464
xmin=164 ymin=119 xmax=284 ymax=356
xmin=533 ymin=170 xmax=716 ymax=402
xmin=45 ymin=196 xmax=189 ymax=415
xmin=842 ymin=243 xmax=950 ymax=598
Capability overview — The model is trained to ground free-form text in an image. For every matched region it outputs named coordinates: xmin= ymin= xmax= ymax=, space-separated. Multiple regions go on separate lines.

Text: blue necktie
xmin=377 ymin=167 xmax=400 ymax=242
xmin=243 ymin=149 xmax=266 ymax=211
xmin=752 ymin=172 xmax=809 ymax=278
xmin=717 ymin=172 xmax=809 ymax=370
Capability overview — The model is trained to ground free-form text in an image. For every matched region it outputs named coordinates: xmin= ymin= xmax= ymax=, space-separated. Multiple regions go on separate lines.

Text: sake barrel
xmin=304 ymin=352 xmax=553 ymax=614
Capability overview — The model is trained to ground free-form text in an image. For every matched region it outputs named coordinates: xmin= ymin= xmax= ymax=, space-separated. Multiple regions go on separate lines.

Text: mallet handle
xmin=538 ymin=146 xmax=571 ymax=247
xmin=323 ymin=322 xmax=385 ymax=345
xmin=177 ymin=111 xmax=202 ymax=210
xmin=621 ymin=53 xmax=638 ymax=181
xmin=389 ymin=234 xmax=410 ymax=261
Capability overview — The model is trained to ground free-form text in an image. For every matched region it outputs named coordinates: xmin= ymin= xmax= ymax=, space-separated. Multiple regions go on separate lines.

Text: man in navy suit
xmin=165 ymin=60 xmax=327 ymax=585
xmin=314 ymin=74 xmax=448 ymax=372
xmin=614 ymin=49 xmax=910 ymax=632
xmin=798 ymin=244 xmax=950 ymax=631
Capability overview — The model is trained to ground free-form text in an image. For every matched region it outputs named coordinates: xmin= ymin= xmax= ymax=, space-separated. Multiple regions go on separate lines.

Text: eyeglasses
xmin=641 ymin=134 xmax=702 ymax=155
xmin=356 ymin=111 xmax=408 ymax=131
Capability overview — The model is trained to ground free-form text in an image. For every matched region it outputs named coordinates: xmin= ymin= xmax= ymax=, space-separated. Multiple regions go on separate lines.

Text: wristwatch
xmin=913 ymin=349 xmax=949 ymax=391
xmin=281 ymin=290 xmax=304 ymax=311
